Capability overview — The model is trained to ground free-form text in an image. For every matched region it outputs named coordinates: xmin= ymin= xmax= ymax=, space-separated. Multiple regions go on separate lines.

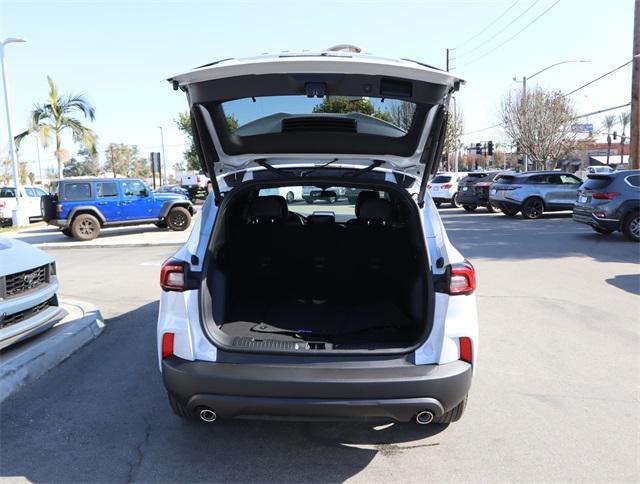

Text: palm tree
xmin=17 ymin=76 xmax=96 ymax=179
xmin=602 ymin=115 xmax=616 ymax=166
xmin=619 ymin=111 xmax=631 ymax=165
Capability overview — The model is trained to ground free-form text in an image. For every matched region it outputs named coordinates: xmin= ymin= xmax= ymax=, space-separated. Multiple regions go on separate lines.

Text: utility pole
xmin=522 ymin=76 xmax=528 ymax=172
xmin=631 ymin=0 xmax=639 ymax=169
xmin=158 ymin=126 xmax=167 ymax=184
xmin=0 ymin=37 xmax=28 ymax=226
xmin=109 ymin=145 xmax=116 ymax=178
xmin=446 ymin=48 xmax=450 ymax=72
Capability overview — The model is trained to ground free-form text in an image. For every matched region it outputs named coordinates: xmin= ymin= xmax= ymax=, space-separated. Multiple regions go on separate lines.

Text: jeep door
xmin=120 ymin=180 xmax=153 ymax=220
xmin=94 ymin=181 xmax=121 ymax=221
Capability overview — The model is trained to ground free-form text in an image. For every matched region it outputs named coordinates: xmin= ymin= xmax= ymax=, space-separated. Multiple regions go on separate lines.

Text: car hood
xmin=168 ymin=51 xmax=463 ymax=205
xmin=0 ymin=237 xmax=54 ymax=277
xmin=154 ymin=192 xmax=188 ymax=201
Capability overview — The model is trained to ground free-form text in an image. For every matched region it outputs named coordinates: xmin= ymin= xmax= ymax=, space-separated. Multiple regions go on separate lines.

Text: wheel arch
xmin=68 ymin=206 xmax=106 ymax=225
xmin=160 ymin=200 xmax=194 ymax=218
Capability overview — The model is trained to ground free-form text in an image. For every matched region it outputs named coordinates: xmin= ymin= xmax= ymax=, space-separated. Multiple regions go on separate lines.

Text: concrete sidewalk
xmin=0 ymin=299 xmax=104 ymax=403
xmin=3 ymin=215 xmax=196 ymax=248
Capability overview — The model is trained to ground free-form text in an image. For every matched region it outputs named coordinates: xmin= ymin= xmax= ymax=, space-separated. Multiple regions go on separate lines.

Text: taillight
xmin=56 ymin=203 xmax=64 ymax=213
xmin=160 ymin=259 xmax=186 ymax=291
xmin=459 ymin=337 xmax=473 ymax=364
xmin=594 ymin=211 xmax=606 ymax=218
xmin=162 ymin=332 xmax=175 ymax=358
xmin=592 ymin=192 xmax=620 ymax=200
xmin=427 ymin=184 xmax=432 ymax=189
xmin=196 ymin=176 xmax=201 ymax=183
xmin=442 ymin=183 xmax=453 ymax=189
xmin=449 ymin=260 xmax=476 ymax=295
xmin=0 ymin=201 xmax=5 ymax=209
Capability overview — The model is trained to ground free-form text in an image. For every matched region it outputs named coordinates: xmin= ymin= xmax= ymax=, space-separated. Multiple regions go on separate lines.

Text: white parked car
xmin=428 ymin=172 xmax=466 ymax=208
xmin=587 ymin=166 xmax=615 ymax=174
xmin=0 ymin=237 xmax=67 ymax=349
xmin=157 ymin=51 xmax=478 ymax=426
xmin=259 ymin=186 xmax=303 ymax=203
xmin=0 ymin=186 xmax=47 ymax=225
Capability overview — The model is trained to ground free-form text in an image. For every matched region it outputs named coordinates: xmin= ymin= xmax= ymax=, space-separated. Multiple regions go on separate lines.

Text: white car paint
xmin=0 ymin=186 xmax=47 ymax=222
xmin=427 ymin=172 xmax=466 ymax=204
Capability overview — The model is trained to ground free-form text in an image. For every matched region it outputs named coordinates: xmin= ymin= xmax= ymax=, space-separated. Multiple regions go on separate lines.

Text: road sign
xmin=572 ymin=123 xmax=593 ymax=133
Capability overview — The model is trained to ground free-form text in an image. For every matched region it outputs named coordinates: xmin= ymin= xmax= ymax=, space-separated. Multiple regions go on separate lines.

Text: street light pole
xmin=515 ymin=60 xmax=590 ymax=172
xmin=158 ymin=126 xmax=167 ymax=185
xmin=0 ymin=37 xmax=28 ymax=227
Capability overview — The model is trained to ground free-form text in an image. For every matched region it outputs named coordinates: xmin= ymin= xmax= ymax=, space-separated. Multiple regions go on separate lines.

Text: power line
xmin=457 ymin=0 xmax=561 ymax=69
xmin=574 ymin=102 xmax=631 ymax=119
xmin=453 ymin=0 xmax=522 ymax=50
xmin=463 ymin=122 xmax=504 ymax=136
xmin=563 ymin=60 xmax=634 ymax=97
xmin=454 ymin=0 xmax=538 ymax=60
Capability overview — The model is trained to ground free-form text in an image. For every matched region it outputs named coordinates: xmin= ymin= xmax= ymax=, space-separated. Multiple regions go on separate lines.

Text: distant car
xmin=156 ymin=185 xmax=190 ymax=197
xmin=180 ymin=172 xmax=210 ymax=201
xmin=587 ymin=166 xmax=615 ymax=174
xmin=427 ymin=172 xmax=466 ymax=208
xmin=573 ymin=170 xmax=640 ymax=241
xmin=0 ymin=237 xmax=67 ymax=350
xmin=259 ymin=186 xmax=303 ymax=203
xmin=0 ymin=186 xmax=48 ymax=225
xmin=490 ymin=171 xmax=582 ymax=219
xmin=302 ymin=185 xmax=346 ymax=203
xmin=457 ymin=171 xmax=506 ymax=212
xmin=42 ymin=178 xmax=195 ymax=240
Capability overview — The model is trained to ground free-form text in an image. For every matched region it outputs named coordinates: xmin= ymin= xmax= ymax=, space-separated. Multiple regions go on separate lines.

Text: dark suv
xmin=457 ymin=171 xmax=505 ymax=212
xmin=43 ymin=178 xmax=195 ymax=240
xmin=573 ymin=170 xmax=640 ymax=242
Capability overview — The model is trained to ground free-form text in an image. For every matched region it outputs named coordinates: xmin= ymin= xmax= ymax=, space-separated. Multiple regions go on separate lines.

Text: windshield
xmin=222 ymin=95 xmax=416 ymax=137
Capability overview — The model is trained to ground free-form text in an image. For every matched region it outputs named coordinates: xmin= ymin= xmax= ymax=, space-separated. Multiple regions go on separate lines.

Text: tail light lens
xmin=160 ymin=259 xmax=186 ymax=291
xmin=459 ymin=337 xmax=473 ymax=364
xmin=427 ymin=184 xmax=432 ymax=189
xmin=161 ymin=332 xmax=175 ymax=358
xmin=0 ymin=201 xmax=5 ymax=209
xmin=196 ymin=176 xmax=201 ymax=183
xmin=449 ymin=260 xmax=476 ymax=295
xmin=56 ymin=203 xmax=64 ymax=213
xmin=442 ymin=183 xmax=453 ymax=189
xmin=592 ymin=192 xmax=620 ymax=200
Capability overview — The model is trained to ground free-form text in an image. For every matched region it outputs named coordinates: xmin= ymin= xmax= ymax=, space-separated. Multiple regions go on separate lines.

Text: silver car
xmin=489 ymin=171 xmax=582 ymax=219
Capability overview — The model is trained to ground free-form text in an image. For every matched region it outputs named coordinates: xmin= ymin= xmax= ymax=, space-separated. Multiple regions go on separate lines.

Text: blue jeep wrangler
xmin=42 ymin=178 xmax=195 ymax=240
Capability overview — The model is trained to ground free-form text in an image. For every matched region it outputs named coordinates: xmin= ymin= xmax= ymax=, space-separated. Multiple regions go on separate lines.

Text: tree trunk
xmin=56 ymin=131 xmax=63 ymax=179
xmin=606 ymin=135 xmax=611 ymax=165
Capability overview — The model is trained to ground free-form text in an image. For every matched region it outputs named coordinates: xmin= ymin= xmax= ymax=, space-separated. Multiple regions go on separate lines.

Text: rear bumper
xmin=492 ymin=200 xmax=523 ymax=211
xmin=458 ymin=192 xmax=489 ymax=205
xmin=47 ymin=219 xmax=69 ymax=228
xmin=572 ymin=210 xmax=620 ymax=230
xmin=162 ymin=356 xmax=472 ymax=422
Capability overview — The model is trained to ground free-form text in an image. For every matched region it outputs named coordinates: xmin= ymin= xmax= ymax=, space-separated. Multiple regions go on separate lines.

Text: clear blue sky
xmin=0 ymin=0 xmax=635 ymax=176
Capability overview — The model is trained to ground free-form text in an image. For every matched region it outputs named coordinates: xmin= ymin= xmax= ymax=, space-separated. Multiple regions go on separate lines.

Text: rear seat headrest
xmin=355 ymin=190 xmax=380 ymax=218
xmin=248 ymin=196 xmax=288 ymax=222
xmin=358 ymin=197 xmax=392 ymax=223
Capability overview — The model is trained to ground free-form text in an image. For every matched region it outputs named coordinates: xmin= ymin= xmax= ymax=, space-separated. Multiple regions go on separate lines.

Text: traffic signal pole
xmin=631 ymin=0 xmax=639 ymax=169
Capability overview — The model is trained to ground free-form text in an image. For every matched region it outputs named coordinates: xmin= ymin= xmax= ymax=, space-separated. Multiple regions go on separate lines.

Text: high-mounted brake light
xmin=449 ymin=260 xmax=476 ymax=295
xmin=592 ymin=192 xmax=620 ymax=200
xmin=160 ymin=259 xmax=186 ymax=291
xmin=459 ymin=337 xmax=473 ymax=364
xmin=162 ymin=332 xmax=175 ymax=358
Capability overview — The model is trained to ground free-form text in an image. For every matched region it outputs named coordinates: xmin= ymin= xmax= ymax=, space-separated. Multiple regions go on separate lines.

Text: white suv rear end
xmin=156 ymin=51 xmax=478 ymax=425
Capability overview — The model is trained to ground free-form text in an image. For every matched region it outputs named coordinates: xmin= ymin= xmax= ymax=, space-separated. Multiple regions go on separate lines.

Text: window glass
xmin=625 ymin=175 xmax=640 ymax=188
xmin=528 ymin=175 xmax=550 ymax=184
xmin=63 ymin=183 xmax=92 ymax=201
xmin=0 ymin=187 xmax=16 ymax=197
xmin=96 ymin=182 xmax=118 ymax=198
xmin=122 ymin=180 xmax=147 ymax=197
xmin=432 ymin=175 xmax=452 ymax=183
xmin=35 ymin=188 xmax=47 ymax=196
xmin=25 ymin=187 xmax=36 ymax=197
xmin=49 ymin=182 xmax=59 ymax=197
xmin=582 ymin=177 xmax=612 ymax=190
xmin=560 ymin=175 xmax=581 ymax=185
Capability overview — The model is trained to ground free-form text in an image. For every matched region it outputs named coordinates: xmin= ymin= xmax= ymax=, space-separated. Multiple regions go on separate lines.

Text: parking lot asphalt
xmin=1 ymin=208 xmax=638 ymax=482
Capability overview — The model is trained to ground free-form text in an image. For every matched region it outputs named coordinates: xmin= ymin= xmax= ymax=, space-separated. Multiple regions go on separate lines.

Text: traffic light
xmin=475 ymin=143 xmax=482 ymax=155
xmin=487 ymin=141 xmax=494 ymax=156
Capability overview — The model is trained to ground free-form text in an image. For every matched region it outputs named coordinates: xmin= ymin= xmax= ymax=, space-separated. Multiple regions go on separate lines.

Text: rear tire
xmin=622 ymin=211 xmax=640 ymax=242
xmin=168 ymin=393 xmax=191 ymax=420
xmin=70 ymin=214 xmax=100 ymax=241
xmin=434 ymin=395 xmax=467 ymax=424
xmin=286 ymin=191 xmax=295 ymax=203
xmin=521 ymin=197 xmax=544 ymax=219
xmin=451 ymin=192 xmax=462 ymax=208
xmin=592 ymin=226 xmax=614 ymax=235
xmin=61 ymin=228 xmax=73 ymax=237
xmin=486 ymin=202 xmax=499 ymax=213
xmin=462 ymin=205 xmax=477 ymax=212
xmin=434 ymin=201 xmax=442 ymax=208
xmin=166 ymin=207 xmax=191 ymax=231
xmin=155 ymin=221 xmax=168 ymax=229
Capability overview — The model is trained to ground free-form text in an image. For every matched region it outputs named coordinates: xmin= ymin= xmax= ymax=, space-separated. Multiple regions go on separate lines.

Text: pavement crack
xmin=126 ymin=417 xmax=152 ymax=483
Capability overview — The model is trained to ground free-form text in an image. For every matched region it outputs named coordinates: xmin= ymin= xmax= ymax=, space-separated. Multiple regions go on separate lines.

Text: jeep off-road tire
xmin=166 ymin=207 xmax=191 ymax=231
xmin=61 ymin=228 xmax=73 ymax=237
xmin=622 ymin=211 xmax=640 ymax=242
xmin=155 ymin=221 xmax=168 ymax=229
xmin=433 ymin=395 xmax=467 ymax=424
xmin=70 ymin=214 xmax=100 ymax=241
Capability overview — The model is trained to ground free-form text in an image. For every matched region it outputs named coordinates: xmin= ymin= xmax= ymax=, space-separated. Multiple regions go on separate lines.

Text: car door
xmin=23 ymin=187 xmax=43 ymax=218
xmin=94 ymin=181 xmax=121 ymax=221
xmin=120 ymin=180 xmax=154 ymax=220
xmin=558 ymin=174 xmax=582 ymax=207
xmin=541 ymin=174 xmax=566 ymax=207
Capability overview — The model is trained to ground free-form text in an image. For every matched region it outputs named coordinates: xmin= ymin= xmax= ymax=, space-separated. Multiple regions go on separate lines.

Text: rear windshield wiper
xmin=301 ymin=158 xmax=339 ymax=176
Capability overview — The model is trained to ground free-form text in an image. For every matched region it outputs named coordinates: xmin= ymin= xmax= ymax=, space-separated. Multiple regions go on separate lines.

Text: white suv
xmin=428 ymin=172 xmax=466 ymax=207
xmin=157 ymin=51 xmax=478 ymax=425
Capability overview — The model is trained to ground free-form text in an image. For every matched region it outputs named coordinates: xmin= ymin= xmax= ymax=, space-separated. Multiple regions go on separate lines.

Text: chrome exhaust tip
xmin=415 ymin=410 xmax=435 ymax=425
xmin=199 ymin=408 xmax=217 ymax=423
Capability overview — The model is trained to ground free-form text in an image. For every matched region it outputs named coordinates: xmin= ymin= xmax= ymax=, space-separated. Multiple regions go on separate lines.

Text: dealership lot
xmin=1 ymin=209 xmax=638 ymax=482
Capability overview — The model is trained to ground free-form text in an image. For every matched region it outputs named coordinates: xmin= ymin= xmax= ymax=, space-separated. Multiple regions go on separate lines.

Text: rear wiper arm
xmin=302 ymin=158 xmax=339 ymax=177
xmin=255 ymin=159 xmax=290 ymax=177
xmin=343 ymin=159 xmax=383 ymax=178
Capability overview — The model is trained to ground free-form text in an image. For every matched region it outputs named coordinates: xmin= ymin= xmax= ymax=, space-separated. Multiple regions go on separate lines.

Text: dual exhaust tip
xmin=198 ymin=407 xmax=435 ymax=425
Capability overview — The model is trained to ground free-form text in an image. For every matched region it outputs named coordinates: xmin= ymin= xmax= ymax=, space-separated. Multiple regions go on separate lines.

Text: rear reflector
xmin=56 ymin=203 xmax=64 ymax=213
xmin=160 ymin=259 xmax=186 ymax=291
xmin=592 ymin=192 xmax=620 ymax=200
xmin=162 ymin=333 xmax=175 ymax=359
xmin=449 ymin=260 xmax=476 ymax=295
xmin=459 ymin=337 xmax=473 ymax=364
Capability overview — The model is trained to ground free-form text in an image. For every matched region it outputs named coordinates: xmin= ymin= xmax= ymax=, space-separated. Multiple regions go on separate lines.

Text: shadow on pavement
xmin=12 ymin=224 xmax=168 ymax=245
xmin=441 ymin=209 xmax=639 ymax=264
xmin=606 ymin=274 xmax=640 ymax=295
xmin=0 ymin=301 xmax=447 ymax=483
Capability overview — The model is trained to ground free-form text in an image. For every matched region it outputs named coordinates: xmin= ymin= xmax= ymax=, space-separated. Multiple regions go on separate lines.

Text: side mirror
xmin=141 ymin=188 xmax=149 ymax=197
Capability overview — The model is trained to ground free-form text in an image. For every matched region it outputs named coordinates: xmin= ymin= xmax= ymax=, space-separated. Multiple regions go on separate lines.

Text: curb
xmin=31 ymin=242 xmax=184 ymax=250
xmin=0 ymin=299 xmax=105 ymax=403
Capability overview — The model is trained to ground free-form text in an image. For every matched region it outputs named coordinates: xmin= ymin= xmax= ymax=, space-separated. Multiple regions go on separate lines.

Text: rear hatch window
xmin=431 ymin=175 xmax=452 ymax=183
xmin=582 ymin=176 xmax=613 ymax=191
